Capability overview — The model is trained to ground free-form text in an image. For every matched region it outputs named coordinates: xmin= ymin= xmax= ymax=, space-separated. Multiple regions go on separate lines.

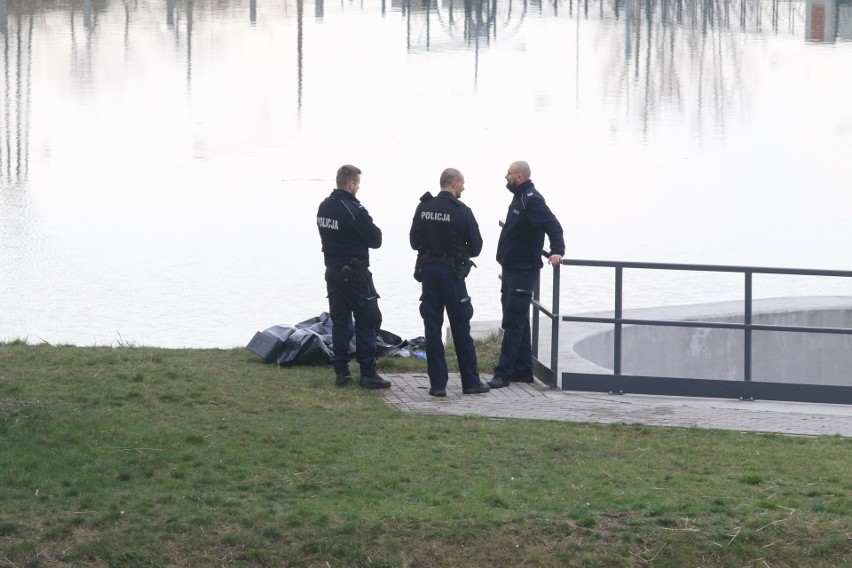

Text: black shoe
xmin=486 ymin=376 xmax=510 ymax=389
xmin=335 ymin=373 xmax=353 ymax=387
xmin=463 ymin=383 xmax=491 ymax=395
xmin=428 ymin=388 xmax=447 ymax=397
xmin=511 ymin=375 xmax=534 ymax=384
xmin=360 ymin=374 xmax=391 ymax=390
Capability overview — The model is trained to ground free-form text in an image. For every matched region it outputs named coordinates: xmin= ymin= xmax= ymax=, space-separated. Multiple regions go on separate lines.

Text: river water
xmin=1 ymin=0 xmax=851 ymax=348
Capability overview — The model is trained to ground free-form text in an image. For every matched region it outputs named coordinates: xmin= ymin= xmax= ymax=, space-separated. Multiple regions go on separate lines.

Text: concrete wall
xmin=565 ymin=297 xmax=852 ymax=387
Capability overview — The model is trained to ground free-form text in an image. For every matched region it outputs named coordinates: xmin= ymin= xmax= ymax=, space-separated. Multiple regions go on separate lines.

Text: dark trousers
xmin=325 ymin=267 xmax=382 ymax=377
xmin=419 ymin=263 xmax=480 ymax=389
xmin=494 ymin=268 xmax=538 ymax=380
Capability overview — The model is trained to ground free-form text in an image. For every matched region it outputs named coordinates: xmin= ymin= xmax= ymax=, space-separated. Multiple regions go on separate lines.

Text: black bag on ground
xmin=247 ymin=312 xmax=410 ymax=365
xmin=246 ymin=331 xmax=284 ymax=363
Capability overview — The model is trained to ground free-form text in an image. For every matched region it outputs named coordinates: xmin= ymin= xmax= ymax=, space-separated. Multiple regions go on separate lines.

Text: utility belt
xmin=414 ymin=253 xmax=476 ymax=282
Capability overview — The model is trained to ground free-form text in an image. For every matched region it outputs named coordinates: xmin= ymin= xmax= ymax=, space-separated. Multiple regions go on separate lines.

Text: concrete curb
xmin=381 ymin=373 xmax=852 ymax=437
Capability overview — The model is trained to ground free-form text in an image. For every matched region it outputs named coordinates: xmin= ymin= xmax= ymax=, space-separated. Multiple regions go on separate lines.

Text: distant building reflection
xmin=806 ymin=0 xmax=852 ymax=41
xmin=0 ymin=0 xmax=32 ymax=186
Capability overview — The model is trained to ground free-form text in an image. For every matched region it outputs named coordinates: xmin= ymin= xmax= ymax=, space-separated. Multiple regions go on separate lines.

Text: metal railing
xmin=531 ymin=259 xmax=560 ymax=388
xmin=530 ymin=258 xmax=852 ymax=404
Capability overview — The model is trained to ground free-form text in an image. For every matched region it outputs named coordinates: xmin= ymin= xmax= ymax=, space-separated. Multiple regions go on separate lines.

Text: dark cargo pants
xmin=325 ymin=266 xmax=382 ymax=377
xmin=419 ymin=263 xmax=480 ymax=390
xmin=493 ymin=268 xmax=538 ymax=381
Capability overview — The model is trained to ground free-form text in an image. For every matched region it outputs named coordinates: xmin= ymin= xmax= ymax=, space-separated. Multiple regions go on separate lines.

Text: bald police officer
xmin=410 ymin=168 xmax=490 ymax=397
xmin=487 ymin=160 xmax=564 ymax=389
xmin=317 ymin=164 xmax=391 ymax=390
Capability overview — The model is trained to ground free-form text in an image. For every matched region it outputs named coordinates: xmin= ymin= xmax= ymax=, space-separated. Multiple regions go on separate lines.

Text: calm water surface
xmin=1 ymin=0 xmax=851 ymax=347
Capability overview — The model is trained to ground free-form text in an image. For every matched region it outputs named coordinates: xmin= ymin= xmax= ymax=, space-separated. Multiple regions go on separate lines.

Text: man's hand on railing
xmin=548 ymin=254 xmax=562 ymax=267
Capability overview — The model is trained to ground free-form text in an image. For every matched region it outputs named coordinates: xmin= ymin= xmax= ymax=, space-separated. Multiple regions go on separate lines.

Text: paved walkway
xmin=381 ymin=373 xmax=852 ymax=437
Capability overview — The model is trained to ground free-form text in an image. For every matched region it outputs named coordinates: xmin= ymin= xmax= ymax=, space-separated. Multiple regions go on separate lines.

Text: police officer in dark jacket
xmin=410 ymin=168 xmax=491 ymax=397
xmin=317 ymin=164 xmax=391 ymax=390
xmin=488 ymin=161 xmax=565 ymax=389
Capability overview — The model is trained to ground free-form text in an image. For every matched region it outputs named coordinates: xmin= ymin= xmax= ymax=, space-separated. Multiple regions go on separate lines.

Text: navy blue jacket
xmin=409 ymin=191 xmax=483 ymax=262
xmin=496 ymin=180 xmax=565 ymax=270
xmin=317 ymin=189 xmax=382 ymax=268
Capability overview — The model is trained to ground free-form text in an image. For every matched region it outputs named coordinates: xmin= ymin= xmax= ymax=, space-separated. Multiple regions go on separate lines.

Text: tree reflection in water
xmin=605 ymin=0 xmax=813 ymax=134
xmin=0 ymin=0 xmax=32 ymax=186
xmin=0 ymin=0 xmax=846 ymax=181
xmin=0 ymin=0 xmax=849 ymax=348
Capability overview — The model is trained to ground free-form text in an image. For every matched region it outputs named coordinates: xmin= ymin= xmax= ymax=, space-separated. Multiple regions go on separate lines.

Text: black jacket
xmin=317 ymin=189 xmax=382 ymax=269
xmin=496 ymin=180 xmax=564 ymax=270
xmin=409 ymin=191 xmax=483 ymax=262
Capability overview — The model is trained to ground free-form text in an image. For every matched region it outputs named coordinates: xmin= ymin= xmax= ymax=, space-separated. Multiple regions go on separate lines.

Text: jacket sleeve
xmin=527 ymin=199 xmax=565 ymax=256
xmin=409 ymin=206 xmax=421 ymax=251
xmin=354 ymin=208 xmax=383 ymax=249
xmin=466 ymin=210 xmax=484 ymax=258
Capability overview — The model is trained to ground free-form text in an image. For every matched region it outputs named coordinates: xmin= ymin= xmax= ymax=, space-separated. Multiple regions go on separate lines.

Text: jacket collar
xmin=509 ymin=179 xmax=534 ymax=197
xmin=438 ymin=190 xmax=462 ymax=205
xmin=332 ymin=188 xmax=360 ymax=203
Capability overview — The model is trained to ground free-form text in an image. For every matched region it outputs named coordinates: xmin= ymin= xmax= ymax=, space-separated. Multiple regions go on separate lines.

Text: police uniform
xmin=317 ymin=188 xmax=384 ymax=382
xmin=409 ymin=191 xmax=486 ymax=393
xmin=489 ymin=179 xmax=565 ymax=388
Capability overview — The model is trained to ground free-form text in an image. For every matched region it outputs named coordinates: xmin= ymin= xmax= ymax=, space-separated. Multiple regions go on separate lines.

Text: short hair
xmin=510 ymin=161 xmax=531 ymax=179
xmin=336 ymin=164 xmax=362 ymax=189
xmin=439 ymin=168 xmax=462 ymax=189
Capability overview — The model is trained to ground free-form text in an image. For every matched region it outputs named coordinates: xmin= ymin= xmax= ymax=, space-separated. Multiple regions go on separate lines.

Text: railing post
xmin=551 ymin=261 xmax=560 ymax=388
xmin=614 ymin=265 xmax=623 ymax=376
xmin=744 ymin=271 xmax=752 ymax=382
xmin=532 ymin=267 xmax=541 ymax=361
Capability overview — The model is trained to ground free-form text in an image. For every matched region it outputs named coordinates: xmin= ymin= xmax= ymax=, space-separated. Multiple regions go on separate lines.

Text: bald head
xmin=440 ymin=168 xmax=462 ymax=189
xmin=505 ymin=161 xmax=531 ymax=190
xmin=440 ymin=168 xmax=465 ymax=198
xmin=510 ymin=161 xmax=531 ymax=179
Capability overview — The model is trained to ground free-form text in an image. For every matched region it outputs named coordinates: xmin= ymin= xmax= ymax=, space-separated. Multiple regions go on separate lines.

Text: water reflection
xmin=398 ymin=0 xmax=504 ymax=52
xmin=807 ymin=0 xmax=852 ymax=42
xmin=0 ymin=0 xmax=31 ymax=186
xmin=1 ymin=0 xmax=848 ymax=42
xmin=0 ymin=0 xmax=850 ymax=348
xmin=0 ymin=0 xmax=845 ymax=184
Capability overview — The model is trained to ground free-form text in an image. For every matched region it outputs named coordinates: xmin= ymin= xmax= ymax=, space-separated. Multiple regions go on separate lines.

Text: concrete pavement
xmin=381 ymin=373 xmax=852 ymax=437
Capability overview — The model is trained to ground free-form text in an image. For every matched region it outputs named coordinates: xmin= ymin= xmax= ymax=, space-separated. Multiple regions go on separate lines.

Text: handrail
xmin=561 ymin=316 xmax=852 ymax=336
xmin=562 ymin=258 xmax=852 ymax=278
xmin=548 ymin=257 xmax=852 ymax=403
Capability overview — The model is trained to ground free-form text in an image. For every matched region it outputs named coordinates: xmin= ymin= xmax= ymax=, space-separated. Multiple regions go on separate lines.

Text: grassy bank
xmin=0 ymin=341 xmax=850 ymax=567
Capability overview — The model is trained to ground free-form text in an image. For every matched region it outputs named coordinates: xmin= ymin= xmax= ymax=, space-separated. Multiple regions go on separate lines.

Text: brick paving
xmin=381 ymin=373 xmax=852 ymax=437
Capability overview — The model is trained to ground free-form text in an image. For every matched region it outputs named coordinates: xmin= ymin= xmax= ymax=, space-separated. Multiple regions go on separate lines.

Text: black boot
xmin=463 ymin=383 xmax=491 ymax=394
xmin=360 ymin=374 xmax=391 ymax=390
xmin=487 ymin=375 xmax=510 ymax=389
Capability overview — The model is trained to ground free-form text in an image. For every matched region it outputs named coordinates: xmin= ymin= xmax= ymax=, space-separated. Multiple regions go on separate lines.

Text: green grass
xmin=0 ymin=340 xmax=850 ymax=567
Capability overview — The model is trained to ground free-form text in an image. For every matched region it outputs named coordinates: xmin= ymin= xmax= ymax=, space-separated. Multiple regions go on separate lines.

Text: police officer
xmin=487 ymin=161 xmax=565 ymax=389
xmin=316 ymin=164 xmax=391 ymax=390
xmin=409 ymin=168 xmax=491 ymax=397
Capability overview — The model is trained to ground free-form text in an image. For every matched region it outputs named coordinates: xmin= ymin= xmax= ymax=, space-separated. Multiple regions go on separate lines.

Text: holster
xmin=454 ymin=258 xmax=476 ymax=280
xmin=413 ymin=255 xmax=424 ymax=283
xmin=341 ymin=258 xmax=367 ymax=282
